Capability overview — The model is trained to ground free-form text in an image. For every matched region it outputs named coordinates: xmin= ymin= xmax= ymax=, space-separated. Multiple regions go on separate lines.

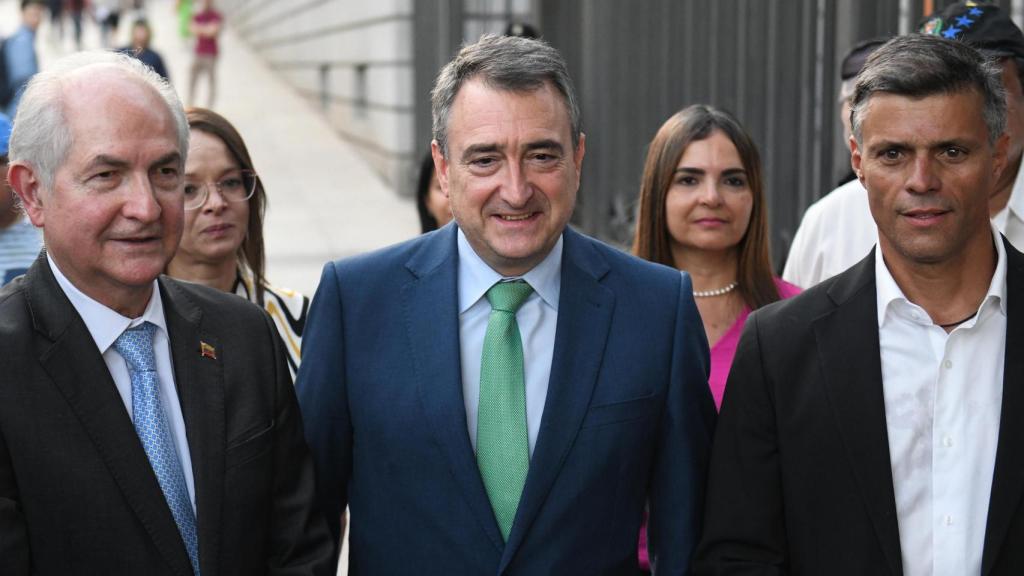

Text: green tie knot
xmin=486 ymin=280 xmax=534 ymax=313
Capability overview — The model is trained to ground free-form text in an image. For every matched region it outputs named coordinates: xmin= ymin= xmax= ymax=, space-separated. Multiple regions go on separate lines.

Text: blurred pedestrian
xmin=631 ymin=104 xmax=799 ymax=573
xmin=783 ymin=38 xmax=886 ymax=289
xmin=0 ymin=112 xmax=41 ymax=285
xmin=92 ymin=0 xmax=125 ymax=49
xmin=4 ymin=0 xmax=46 ymax=118
xmin=415 ymin=151 xmax=451 ymax=233
xmin=176 ymin=0 xmax=193 ymax=39
xmin=46 ymin=0 xmax=63 ymax=45
xmin=188 ymin=0 xmax=222 ymax=107
xmin=67 ymin=0 xmax=85 ymax=51
xmin=117 ymin=18 xmax=170 ymax=82
xmin=166 ymin=107 xmax=308 ymax=379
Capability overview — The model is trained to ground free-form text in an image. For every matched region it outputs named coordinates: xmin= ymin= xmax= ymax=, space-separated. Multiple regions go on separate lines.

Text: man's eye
xmin=882 ymin=149 xmax=902 ymax=161
xmin=944 ymin=147 xmax=965 ymax=159
xmin=471 ymin=157 xmax=496 ymax=167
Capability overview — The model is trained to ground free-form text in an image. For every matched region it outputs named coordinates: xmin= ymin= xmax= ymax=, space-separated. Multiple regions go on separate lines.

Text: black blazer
xmin=694 ymin=239 xmax=1024 ymax=575
xmin=0 ymin=253 xmax=334 ymax=575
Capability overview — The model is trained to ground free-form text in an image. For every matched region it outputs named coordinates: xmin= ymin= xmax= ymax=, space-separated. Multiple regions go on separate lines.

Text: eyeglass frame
xmin=183 ymin=169 xmax=260 ymax=211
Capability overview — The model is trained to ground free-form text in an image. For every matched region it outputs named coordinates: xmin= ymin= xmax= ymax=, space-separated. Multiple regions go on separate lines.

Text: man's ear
xmin=430 ymin=140 xmax=450 ymax=198
xmin=849 ymin=135 xmax=864 ymax=184
xmin=8 ymin=162 xmax=45 ymax=227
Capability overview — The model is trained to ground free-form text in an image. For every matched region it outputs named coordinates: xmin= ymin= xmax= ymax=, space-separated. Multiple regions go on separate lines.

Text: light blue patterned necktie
xmin=114 ymin=322 xmax=200 ymax=575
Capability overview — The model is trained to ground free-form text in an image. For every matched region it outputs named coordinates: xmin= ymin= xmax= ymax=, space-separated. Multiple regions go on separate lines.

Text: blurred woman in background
xmin=634 ymin=103 xmax=800 ymax=407
xmin=166 ymin=107 xmax=308 ymax=378
xmin=632 ymin=103 xmax=799 ymax=573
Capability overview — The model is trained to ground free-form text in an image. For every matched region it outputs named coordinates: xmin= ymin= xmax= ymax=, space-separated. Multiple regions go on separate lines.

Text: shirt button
xmin=943 ymin=359 xmax=953 ymax=369
xmin=945 ymin=515 xmax=954 ymax=526
xmin=942 ymin=436 xmax=954 ymax=448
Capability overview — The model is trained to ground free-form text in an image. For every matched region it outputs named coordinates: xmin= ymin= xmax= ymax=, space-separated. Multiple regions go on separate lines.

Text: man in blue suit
xmin=296 ymin=34 xmax=715 ymax=575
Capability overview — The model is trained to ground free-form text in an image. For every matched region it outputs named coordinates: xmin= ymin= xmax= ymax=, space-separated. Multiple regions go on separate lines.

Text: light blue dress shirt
xmin=458 ymin=229 xmax=562 ymax=457
xmin=48 ymin=256 xmax=197 ymax=511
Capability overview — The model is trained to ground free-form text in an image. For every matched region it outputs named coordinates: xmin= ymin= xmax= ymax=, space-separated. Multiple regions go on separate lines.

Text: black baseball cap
xmin=919 ymin=1 xmax=1024 ymax=60
xmin=841 ymin=38 xmax=889 ymax=81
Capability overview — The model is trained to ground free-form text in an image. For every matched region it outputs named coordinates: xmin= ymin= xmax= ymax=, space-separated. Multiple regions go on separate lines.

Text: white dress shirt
xmin=785 ymin=160 xmax=1024 ymax=288
xmin=875 ymin=226 xmax=1006 ymax=576
xmin=458 ymin=229 xmax=561 ymax=457
xmin=48 ymin=256 xmax=197 ymax=511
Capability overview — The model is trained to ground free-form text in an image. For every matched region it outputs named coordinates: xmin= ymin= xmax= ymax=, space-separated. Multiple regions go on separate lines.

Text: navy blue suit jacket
xmin=296 ymin=224 xmax=715 ymax=575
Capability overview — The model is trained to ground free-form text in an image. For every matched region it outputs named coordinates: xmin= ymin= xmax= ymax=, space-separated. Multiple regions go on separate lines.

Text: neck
xmin=990 ymin=151 xmax=1022 ymax=216
xmin=673 ymin=245 xmax=738 ymax=292
xmin=166 ymin=256 xmax=238 ymax=293
xmin=880 ymin=229 xmax=996 ymax=329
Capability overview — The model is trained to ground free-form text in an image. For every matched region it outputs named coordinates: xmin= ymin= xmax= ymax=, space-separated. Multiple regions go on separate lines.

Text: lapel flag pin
xmin=200 ymin=341 xmax=217 ymax=360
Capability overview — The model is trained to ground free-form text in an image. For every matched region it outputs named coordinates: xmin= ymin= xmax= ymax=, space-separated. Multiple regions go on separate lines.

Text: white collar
xmin=47 ymin=254 xmax=169 ymax=354
xmin=875 ymin=222 xmax=1007 ymax=328
xmin=457 ymin=227 xmax=562 ymax=315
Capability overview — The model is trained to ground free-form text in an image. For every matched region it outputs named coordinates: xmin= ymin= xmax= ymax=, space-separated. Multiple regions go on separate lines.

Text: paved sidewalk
xmin=4 ymin=0 xmax=419 ymax=298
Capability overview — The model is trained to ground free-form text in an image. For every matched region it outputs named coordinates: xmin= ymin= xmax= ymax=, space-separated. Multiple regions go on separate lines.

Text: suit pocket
xmin=580 ymin=396 xmax=659 ymax=429
xmin=225 ymin=419 xmax=275 ymax=469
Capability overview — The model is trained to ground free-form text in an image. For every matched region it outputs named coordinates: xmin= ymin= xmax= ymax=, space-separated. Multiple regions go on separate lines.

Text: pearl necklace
xmin=693 ymin=281 xmax=738 ymax=298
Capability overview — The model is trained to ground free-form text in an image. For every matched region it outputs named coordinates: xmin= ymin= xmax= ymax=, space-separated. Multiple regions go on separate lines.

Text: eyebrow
xmin=459 ymin=139 xmax=566 ymax=163
xmin=83 ymin=152 xmax=182 ymax=172
xmin=673 ymin=167 xmax=747 ymax=175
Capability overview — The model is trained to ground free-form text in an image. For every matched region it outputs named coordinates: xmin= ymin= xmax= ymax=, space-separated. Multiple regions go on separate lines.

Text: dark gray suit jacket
xmin=695 ymin=239 xmax=1024 ymax=575
xmin=0 ymin=252 xmax=334 ymax=575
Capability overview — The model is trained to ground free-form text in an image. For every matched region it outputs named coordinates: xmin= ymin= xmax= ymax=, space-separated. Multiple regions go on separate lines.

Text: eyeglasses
xmin=184 ymin=169 xmax=259 ymax=210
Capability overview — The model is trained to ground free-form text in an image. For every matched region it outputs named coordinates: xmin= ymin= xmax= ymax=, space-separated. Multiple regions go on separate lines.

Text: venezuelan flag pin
xmin=200 ymin=341 xmax=217 ymax=360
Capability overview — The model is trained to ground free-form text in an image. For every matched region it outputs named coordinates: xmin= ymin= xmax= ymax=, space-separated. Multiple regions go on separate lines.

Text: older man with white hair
xmin=0 ymin=51 xmax=333 ymax=575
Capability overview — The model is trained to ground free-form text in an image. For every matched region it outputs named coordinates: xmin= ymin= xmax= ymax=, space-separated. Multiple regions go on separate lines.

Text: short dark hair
xmin=851 ymin=34 xmax=1006 ymax=145
xmin=431 ymin=34 xmax=581 ymax=156
xmin=21 ymin=0 xmax=46 ymax=10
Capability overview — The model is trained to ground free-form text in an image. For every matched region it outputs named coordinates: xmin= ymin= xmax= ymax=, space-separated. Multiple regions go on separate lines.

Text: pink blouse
xmin=638 ymin=277 xmax=801 ymax=570
xmin=708 ymin=278 xmax=801 ymax=410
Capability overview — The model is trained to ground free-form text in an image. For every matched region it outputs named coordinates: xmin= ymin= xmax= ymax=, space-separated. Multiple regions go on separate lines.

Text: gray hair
xmin=8 ymin=50 xmax=188 ymax=190
xmin=850 ymin=34 xmax=1006 ymax=146
xmin=431 ymin=34 xmax=581 ymax=156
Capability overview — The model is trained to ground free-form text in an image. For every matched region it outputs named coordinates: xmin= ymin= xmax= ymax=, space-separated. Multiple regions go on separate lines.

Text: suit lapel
xmin=812 ymin=253 xmax=903 ymax=576
xmin=160 ymin=278 xmax=224 ymax=576
xmin=26 ymin=255 xmax=195 ymax=576
xmin=403 ymin=225 xmax=505 ymax=552
xmin=982 ymin=239 xmax=1024 ymax=575
xmin=499 ymin=228 xmax=614 ymax=572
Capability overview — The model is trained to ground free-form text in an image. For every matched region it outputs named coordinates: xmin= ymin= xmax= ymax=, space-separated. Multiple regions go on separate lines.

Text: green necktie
xmin=477 ymin=279 xmax=534 ymax=541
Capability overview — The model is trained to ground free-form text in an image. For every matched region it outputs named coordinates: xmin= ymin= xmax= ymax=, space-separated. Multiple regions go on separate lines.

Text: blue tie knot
xmin=114 ymin=322 xmax=158 ymax=373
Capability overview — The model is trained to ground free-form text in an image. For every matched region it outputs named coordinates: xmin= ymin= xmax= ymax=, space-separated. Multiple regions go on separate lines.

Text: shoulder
xmin=161 ymin=275 xmax=271 ymax=330
xmin=802 ymin=178 xmax=868 ymax=221
xmin=326 ymin=227 xmax=449 ymax=282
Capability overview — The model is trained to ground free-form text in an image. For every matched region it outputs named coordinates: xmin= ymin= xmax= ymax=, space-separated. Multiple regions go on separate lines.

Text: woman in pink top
xmin=632 ymin=104 xmax=799 ymax=572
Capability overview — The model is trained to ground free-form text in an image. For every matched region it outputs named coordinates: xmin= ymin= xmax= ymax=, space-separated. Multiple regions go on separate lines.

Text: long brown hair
xmin=632 ymin=104 xmax=779 ymax=310
xmin=185 ymin=107 xmax=269 ymax=305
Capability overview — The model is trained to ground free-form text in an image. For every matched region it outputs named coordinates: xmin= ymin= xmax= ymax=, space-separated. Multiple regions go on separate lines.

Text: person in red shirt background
xmin=189 ymin=0 xmax=222 ymax=107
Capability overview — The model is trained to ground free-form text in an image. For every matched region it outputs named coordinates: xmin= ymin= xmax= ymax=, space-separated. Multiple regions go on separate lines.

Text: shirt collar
xmin=47 ymin=254 xmax=168 ymax=354
xmin=457 ymin=227 xmax=562 ymax=314
xmin=875 ymin=222 xmax=1007 ymax=327
xmin=993 ymin=158 xmax=1024 ymax=230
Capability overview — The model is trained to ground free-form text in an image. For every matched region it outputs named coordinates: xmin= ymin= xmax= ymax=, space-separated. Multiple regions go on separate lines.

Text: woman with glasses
xmin=167 ymin=107 xmax=308 ymax=378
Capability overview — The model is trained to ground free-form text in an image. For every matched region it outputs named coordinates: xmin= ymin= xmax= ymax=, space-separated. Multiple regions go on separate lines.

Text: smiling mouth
xmin=498 ymin=213 xmax=534 ymax=221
